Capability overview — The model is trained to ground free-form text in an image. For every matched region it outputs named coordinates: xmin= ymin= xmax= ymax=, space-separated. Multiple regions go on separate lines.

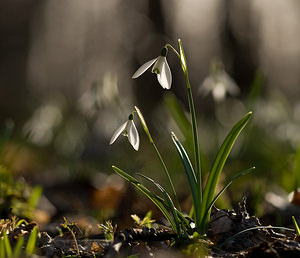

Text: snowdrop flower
xmin=132 ymin=47 xmax=172 ymax=90
xmin=199 ymin=60 xmax=239 ymax=102
xmin=109 ymin=113 xmax=139 ymax=151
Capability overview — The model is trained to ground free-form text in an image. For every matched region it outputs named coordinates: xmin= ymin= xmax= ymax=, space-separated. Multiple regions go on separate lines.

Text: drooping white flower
xmin=109 ymin=114 xmax=139 ymax=151
xmin=199 ymin=60 xmax=239 ymax=102
xmin=132 ymin=47 xmax=172 ymax=90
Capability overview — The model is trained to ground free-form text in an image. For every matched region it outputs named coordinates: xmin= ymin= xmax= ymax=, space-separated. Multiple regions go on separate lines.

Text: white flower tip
xmin=132 ymin=73 xmax=139 ymax=79
xmin=132 ymin=144 xmax=139 ymax=151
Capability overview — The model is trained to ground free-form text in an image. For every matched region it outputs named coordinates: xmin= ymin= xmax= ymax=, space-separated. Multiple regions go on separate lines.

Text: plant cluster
xmin=0 ymin=165 xmax=42 ymax=220
xmin=110 ymin=39 xmax=254 ymax=238
xmin=0 ymin=216 xmax=38 ymax=257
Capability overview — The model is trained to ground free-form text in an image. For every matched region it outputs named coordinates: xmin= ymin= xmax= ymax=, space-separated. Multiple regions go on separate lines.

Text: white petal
xmin=221 ymin=73 xmax=240 ymax=96
xmin=127 ymin=120 xmax=139 ymax=151
xmin=132 ymin=58 xmax=158 ymax=78
xmin=199 ymin=77 xmax=214 ymax=95
xmin=156 ymin=58 xmax=172 ymax=89
xmin=109 ymin=121 xmax=127 ymax=145
xmin=212 ymin=83 xmax=226 ymax=102
xmin=151 ymin=56 xmax=164 ymax=74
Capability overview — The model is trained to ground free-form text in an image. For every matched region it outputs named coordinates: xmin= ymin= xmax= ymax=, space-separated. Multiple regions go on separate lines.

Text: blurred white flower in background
xmin=78 ymin=71 xmax=119 ymax=117
xmin=199 ymin=59 xmax=240 ymax=102
xmin=23 ymin=104 xmax=62 ymax=146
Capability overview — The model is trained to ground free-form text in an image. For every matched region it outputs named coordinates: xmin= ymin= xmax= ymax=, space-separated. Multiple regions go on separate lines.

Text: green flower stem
xmin=186 ymin=81 xmax=202 ymax=199
xmin=165 ymin=44 xmax=180 ymax=58
xmin=177 ymin=39 xmax=202 ymax=203
xmin=134 ymin=106 xmax=181 ymax=212
xmin=167 ymin=40 xmax=202 ymax=230
xmin=186 ymin=77 xmax=202 ymax=231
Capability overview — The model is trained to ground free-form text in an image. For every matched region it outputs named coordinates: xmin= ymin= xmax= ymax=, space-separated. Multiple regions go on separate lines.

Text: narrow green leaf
xmin=0 ymin=238 xmax=5 ymax=258
xmin=25 ymin=227 xmax=38 ymax=255
xmin=178 ymin=40 xmax=202 ymax=219
xmin=3 ymin=231 xmax=12 ymax=258
xmin=202 ymin=167 xmax=255 ymax=225
xmin=164 ymin=92 xmax=191 ymax=138
xmin=13 ymin=236 xmax=24 ymax=257
xmin=200 ymin=112 xmax=252 ymax=231
xmin=137 ymin=173 xmax=182 ymax=236
xmin=28 ymin=185 xmax=43 ymax=209
xmin=292 ymin=216 xmax=300 ymax=236
xmin=171 ymin=132 xmax=197 ymax=190
xmin=15 ymin=219 xmax=26 ymax=228
xmin=112 ymin=166 xmax=177 ymax=231
xmin=134 ymin=105 xmax=179 ymax=210
xmin=171 ymin=132 xmax=199 ymax=224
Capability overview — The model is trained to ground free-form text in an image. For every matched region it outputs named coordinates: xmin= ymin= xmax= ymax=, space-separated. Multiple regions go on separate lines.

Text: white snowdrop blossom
xmin=199 ymin=60 xmax=239 ymax=102
xmin=109 ymin=114 xmax=139 ymax=151
xmin=132 ymin=47 xmax=172 ymax=90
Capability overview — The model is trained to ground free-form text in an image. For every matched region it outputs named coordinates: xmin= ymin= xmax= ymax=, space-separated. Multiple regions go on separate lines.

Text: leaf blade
xmin=171 ymin=132 xmax=199 ymax=218
xmin=112 ymin=166 xmax=176 ymax=231
xmin=137 ymin=173 xmax=182 ymax=236
xmin=202 ymin=167 xmax=255 ymax=225
xmin=200 ymin=112 xmax=252 ymax=231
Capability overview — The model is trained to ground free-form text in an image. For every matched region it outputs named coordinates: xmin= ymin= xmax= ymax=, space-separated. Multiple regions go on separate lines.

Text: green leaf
xmin=3 ymin=231 xmax=12 ymax=258
xmin=135 ymin=106 xmax=180 ymax=211
xmin=137 ymin=173 xmax=182 ymax=236
xmin=164 ymin=92 xmax=191 ymax=138
xmin=131 ymin=211 xmax=155 ymax=228
xmin=171 ymin=132 xmax=199 ymax=223
xmin=112 ymin=166 xmax=176 ymax=231
xmin=200 ymin=112 xmax=252 ymax=232
xmin=171 ymin=132 xmax=197 ymax=190
xmin=15 ymin=219 xmax=26 ymax=228
xmin=28 ymin=185 xmax=43 ymax=209
xmin=13 ymin=236 xmax=24 ymax=257
xmin=0 ymin=238 xmax=5 ymax=258
xmin=25 ymin=227 xmax=38 ymax=255
xmin=292 ymin=216 xmax=300 ymax=236
xmin=202 ymin=167 xmax=255 ymax=224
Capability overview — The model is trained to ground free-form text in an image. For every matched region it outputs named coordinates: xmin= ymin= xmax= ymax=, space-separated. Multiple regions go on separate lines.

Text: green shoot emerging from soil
xmin=111 ymin=39 xmax=254 ymax=238
xmin=0 ymin=217 xmax=39 ymax=257
xmin=98 ymin=220 xmax=117 ymax=242
xmin=131 ymin=211 xmax=155 ymax=228
xmin=292 ymin=216 xmax=300 ymax=236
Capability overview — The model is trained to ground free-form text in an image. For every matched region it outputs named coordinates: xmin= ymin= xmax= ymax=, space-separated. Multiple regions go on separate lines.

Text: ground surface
xmin=3 ymin=197 xmax=300 ymax=257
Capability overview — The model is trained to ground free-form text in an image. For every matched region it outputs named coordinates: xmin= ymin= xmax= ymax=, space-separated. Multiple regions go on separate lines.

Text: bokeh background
xmin=1 ymin=0 xmax=300 ymax=230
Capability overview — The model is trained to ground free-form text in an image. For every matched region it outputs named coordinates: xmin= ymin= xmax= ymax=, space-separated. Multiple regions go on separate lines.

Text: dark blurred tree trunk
xmin=0 ymin=0 xmax=37 ymax=129
xmin=149 ymin=0 xmax=166 ymax=34
xmin=221 ymin=0 xmax=258 ymax=96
